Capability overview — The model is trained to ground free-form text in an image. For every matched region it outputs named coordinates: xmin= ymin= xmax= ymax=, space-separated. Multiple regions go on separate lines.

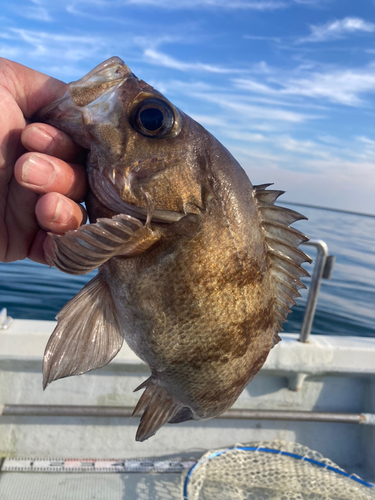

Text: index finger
xmin=22 ymin=123 xmax=85 ymax=164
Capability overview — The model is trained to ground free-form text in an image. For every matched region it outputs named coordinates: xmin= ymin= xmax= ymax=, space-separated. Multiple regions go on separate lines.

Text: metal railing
xmin=1 ymin=404 xmax=374 ymax=425
xmin=299 ymin=240 xmax=335 ymax=343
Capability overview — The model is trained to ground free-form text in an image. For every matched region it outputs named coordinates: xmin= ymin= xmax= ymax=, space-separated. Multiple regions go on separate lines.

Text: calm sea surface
xmin=0 ymin=204 xmax=374 ymax=337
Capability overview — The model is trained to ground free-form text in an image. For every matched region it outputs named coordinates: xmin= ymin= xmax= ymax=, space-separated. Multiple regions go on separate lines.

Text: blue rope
xmin=183 ymin=446 xmax=374 ymax=500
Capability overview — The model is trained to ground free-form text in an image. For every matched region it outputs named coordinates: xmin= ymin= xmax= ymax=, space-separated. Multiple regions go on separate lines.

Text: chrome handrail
xmin=2 ymin=404 xmax=374 ymax=425
xmin=299 ymin=240 xmax=335 ymax=343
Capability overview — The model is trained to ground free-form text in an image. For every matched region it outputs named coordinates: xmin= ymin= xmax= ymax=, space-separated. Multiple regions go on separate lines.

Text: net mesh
xmin=183 ymin=441 xmax=375 ymax=500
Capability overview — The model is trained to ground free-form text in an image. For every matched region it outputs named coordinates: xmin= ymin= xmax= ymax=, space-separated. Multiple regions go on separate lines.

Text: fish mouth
xmin=68 ymin=57 xmax=132 ymax=107
xmin=33 ymin=57 xmax=132 ymax=134
xmin=90 ymin=170 xmax=186 ymax=224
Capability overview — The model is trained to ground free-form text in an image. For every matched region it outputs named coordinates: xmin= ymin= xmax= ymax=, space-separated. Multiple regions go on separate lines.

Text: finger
xmin=28 ymin=228 xmax=49 ymax=265
xmin=0 ymin=58 xmax=66 ymax=118
xmin=3 ymin=177 xmax=40 ymax=262
xmin=14 ymin=152 xmax=87 ymax=201
xmin=21 ymin=123 xmax=85 ymax=163
xmin=36 ymin=192 xmax=87 ymax=234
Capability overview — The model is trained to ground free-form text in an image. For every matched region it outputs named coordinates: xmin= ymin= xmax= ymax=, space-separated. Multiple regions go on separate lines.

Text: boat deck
xmin=1 ymin=319 xmax=375 ymax=489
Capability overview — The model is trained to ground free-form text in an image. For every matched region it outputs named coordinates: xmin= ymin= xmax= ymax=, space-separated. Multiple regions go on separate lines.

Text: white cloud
xmin=274 ymin=135 xmax=331 ymax=158
xmin=21 ymin=0 xmax=323 ymax=12
xmin=195 ymin=99 xmax=375 ymax=213
xmin=0 ymin=45 xmax=21 ymax=58
xmin=225 ymin=130 xmax=267 ymax=142
xmin=244 ymin=35 xmax=282 ymax=43
xmin=228 ymin=136 xmax=375 ymax=214
xmin=299 ymin=17 xmax=375 ymax=43
xmin=144 ymin=48 xmax=242 ymax=74
xmin=65 ymin=4 xmax=136 ymax=24
xmin=318 ymin=135 xmax=346 ymax=146
xmin=2 ymin=28 xmax=110 ymax=65
xmin=246 ymin=162 xmax=375 ymax=214
xmin=8 ymin=28 xmax=101 ymax=48
xmin=280 ymin=71 xmax=375 ymax=106
xmin=126 ymin=0 xmax=287 ymax=10
xmin=356 ymin=136 xmax=375 ymax=146
xmin=234 ymin=79 xmax=274 ymax=94
xmin=11 ymin=0 xmax=53 ymax=22
xmin=20 ymin=7 xmax=52 ymax=22
xmin=234 ymin=66 xmax=375 ymax=106
xmin=192 ymin=92 xmax=314 ymax=122
xmin=21 ymin=0 xmax=52 ymax=22
xmin=230 ymin=145 xmax=282 ymax=164
xmin=188 ymin=114 xmax=229 ymax=128
xmin=292 ymin=0 xmax=324 ymax=4
xmin=226 ymin=132 xmax=342 ymax=161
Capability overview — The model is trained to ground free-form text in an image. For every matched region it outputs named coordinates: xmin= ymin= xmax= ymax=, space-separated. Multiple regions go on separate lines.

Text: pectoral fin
xmin=43 ymin=274 xmax=122 ymax=389
xmin=46 ymin=213 xmax=160 ymax=275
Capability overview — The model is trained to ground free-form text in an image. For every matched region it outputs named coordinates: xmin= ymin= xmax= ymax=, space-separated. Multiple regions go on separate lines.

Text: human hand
xmin=0 ymin=58 xmax=88 ymax=265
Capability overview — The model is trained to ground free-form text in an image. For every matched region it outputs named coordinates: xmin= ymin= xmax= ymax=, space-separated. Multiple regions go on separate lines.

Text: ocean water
xmin=0 ymin=204 xmax=374 ymax=338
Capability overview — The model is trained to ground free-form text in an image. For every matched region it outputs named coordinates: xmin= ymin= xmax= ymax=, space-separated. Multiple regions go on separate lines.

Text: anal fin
xmin=132 ymin=378 xmax=182 ymax=442
xmin=43 ymin=274 xmax=123 ymax=389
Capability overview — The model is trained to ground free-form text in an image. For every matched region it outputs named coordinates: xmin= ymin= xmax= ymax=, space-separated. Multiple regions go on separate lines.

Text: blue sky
xmin=1 ymin=0 xmax=375 ymax=214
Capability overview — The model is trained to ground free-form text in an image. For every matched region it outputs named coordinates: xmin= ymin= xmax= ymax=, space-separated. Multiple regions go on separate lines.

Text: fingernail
xmin=52 ymin=196 xmax=73 ymax=225
xmin=21 ymin=154 xmax=55 ymax=187
xmin=22 ymin=125 xmax=54 ymax=153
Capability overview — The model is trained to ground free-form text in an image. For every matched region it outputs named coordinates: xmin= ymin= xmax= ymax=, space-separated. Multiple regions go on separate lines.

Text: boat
xmin=0 ymin=240 xmax=374 ymax=499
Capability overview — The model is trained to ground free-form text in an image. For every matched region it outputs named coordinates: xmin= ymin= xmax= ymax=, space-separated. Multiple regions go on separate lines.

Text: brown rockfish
xmin=37 ymin=57 xmax=311 ymax=442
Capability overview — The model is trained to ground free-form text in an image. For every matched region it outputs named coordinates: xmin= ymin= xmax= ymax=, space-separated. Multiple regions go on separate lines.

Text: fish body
xmin=37 ymin=57 xmax=311 ymax=441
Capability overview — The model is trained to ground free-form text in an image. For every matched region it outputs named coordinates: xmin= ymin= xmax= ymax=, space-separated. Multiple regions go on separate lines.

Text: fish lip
xmin=72 ymin=57 xmax=129 ymax=85
xmin=33 ymin=58 xmax=131 ymax=123
xmin=70 ymin=57 xmax=130 ymax=91
xmin=67 ymin=57 xmax=132 ymax=107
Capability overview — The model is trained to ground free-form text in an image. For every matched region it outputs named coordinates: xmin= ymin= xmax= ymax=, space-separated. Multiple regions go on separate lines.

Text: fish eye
xmin=131 ymin=98 xmax=175 ymax=138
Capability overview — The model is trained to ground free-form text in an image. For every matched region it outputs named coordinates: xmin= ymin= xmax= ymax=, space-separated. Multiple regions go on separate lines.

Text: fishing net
xmin=183 ymin=440 xmax=375 ymax=500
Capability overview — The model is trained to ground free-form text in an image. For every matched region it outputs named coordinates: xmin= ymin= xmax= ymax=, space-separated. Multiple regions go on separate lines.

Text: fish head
xmin=36 ymin=56 xmax=222 ymax=222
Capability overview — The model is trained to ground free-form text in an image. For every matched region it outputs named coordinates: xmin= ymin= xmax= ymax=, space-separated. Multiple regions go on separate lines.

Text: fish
xmin=36 ymin=57 xmax=311 ymax=442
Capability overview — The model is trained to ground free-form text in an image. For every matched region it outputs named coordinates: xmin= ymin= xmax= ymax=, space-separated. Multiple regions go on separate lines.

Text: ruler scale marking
xmin=0 ymin=457 xmax=197 ymax=473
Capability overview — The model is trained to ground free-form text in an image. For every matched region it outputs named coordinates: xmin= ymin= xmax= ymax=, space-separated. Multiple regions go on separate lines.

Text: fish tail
xmin=132 ymin=379 xmax=181 ymax=442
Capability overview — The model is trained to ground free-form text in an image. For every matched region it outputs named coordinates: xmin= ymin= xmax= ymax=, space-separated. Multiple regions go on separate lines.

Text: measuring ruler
xmin=0 ymin=457 xmax=197 ymax=473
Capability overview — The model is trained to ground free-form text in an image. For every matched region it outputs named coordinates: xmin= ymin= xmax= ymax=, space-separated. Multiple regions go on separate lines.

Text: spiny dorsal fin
xmin=254 ymin=184 xmax=312 ymax=342
xmin=132 ymin=378 xmax=181 ymax=442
